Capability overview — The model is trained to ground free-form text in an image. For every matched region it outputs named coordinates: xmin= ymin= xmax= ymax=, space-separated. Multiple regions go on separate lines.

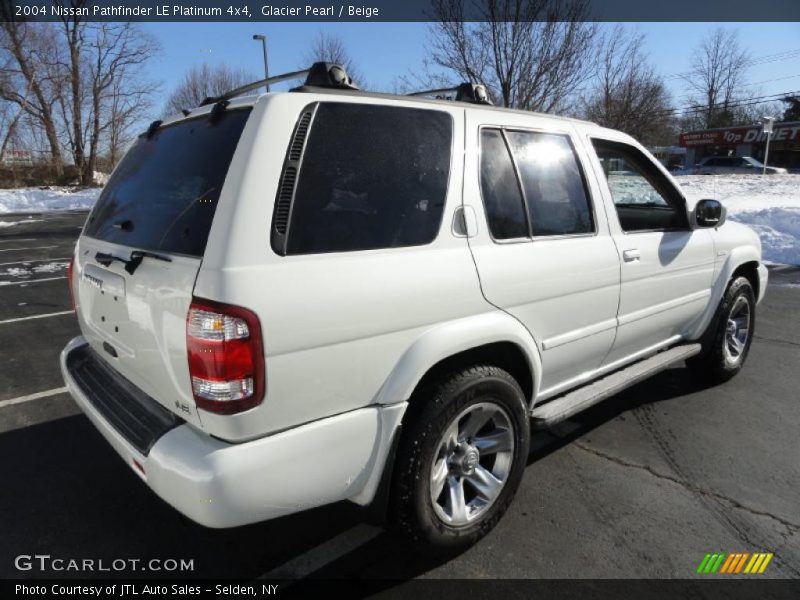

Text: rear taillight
xmin=186 ymin=298 xmax=265 ymax=415
xmin=67 ymin=256 xmax=76 ymax=311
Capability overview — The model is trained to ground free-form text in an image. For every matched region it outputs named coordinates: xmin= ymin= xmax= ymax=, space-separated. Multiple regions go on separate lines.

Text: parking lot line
xmin=0 ymin=245 xmax=57 ymax=253
xmin=0 ymin=238 xmax=36 ymax=243
xmin=0 ymin=310 xmax=74 ymax=325
xmin=0 ymin=276 xmax=67 ymax=286
xmin=0 ymin=257 xmax=71 ymax=266
xmin=0 ymin=387 xmax=68 ymax=409
xmin=258 ymin=524 xmax=382 ymax=580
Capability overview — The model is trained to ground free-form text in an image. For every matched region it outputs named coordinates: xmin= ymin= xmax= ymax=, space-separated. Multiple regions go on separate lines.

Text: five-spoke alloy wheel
xmin=429 ymin=402 xmax=515 ymax=527
xmin=688 ymin=275 xmax=756 ymax=384
xmin=392 ymin=365 xmax=529 ymax=554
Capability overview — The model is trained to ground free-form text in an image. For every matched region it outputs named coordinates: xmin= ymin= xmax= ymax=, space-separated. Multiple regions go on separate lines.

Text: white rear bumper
xmin=61 ymin=336 xmax=405 ymax=528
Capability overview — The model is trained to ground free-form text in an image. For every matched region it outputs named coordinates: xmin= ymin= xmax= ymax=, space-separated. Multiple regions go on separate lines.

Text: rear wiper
xmin=95 ymin=250 xmax=171 ymax=275
xmin=95 ymin=251 xmax=129 ymax=269
xmin=127 ymin=250 xmax=172 ymax=274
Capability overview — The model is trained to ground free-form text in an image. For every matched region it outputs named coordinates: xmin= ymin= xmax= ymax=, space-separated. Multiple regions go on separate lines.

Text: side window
xmin=505 ymin=131 xmax=594 ymax=236
xmin=282 ymin=103 xmax=452 ymax=255
xmin=592 ymin=139 xmax=689 ymax=233
xmin=479 ymin=129 xmax=528 ymax=239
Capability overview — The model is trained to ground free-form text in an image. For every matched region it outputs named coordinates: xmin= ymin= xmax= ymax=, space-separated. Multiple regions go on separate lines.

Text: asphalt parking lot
xmin=1 ymin=211 xmax=798 ymax=586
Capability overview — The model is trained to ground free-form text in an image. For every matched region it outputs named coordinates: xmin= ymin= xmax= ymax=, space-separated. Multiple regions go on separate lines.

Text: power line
xmin=663 ymin=47 xmax=800 ymax=81
xmin=649 ymin=89 xmax=799 ymax=118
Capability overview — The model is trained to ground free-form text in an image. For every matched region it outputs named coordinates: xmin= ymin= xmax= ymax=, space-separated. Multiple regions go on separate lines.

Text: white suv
xmin=61 ymin=63 xmax=767 ymax=553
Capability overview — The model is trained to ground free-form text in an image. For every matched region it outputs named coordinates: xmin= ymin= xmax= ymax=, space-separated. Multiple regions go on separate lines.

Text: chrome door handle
xmin=622 ymin=249 xmax=641 ymax=262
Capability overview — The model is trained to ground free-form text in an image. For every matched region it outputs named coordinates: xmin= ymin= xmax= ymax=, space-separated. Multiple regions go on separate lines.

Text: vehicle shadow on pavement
xmin=0 ymin=365 xmax=706 ymax=589
xmin=0 ymin=414 xmax=368 ymax=580
xmin=526 ymin=365 xmax=706 ymax=466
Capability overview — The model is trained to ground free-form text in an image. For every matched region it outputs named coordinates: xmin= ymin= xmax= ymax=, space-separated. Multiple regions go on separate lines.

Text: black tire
xmin=390 ymin=365 xmax=530 ymax=555
xmin=688 ymin=275 xmax=756 ymax=384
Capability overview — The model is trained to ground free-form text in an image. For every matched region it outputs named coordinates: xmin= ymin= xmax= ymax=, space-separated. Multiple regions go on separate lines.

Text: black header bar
xmin=3 ymin=0 xmax=800 ymax=22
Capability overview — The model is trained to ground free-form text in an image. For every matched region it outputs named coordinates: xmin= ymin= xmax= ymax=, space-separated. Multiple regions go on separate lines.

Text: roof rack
xmin=407 ymin=83 xmax=493 ymax=105
xmin=199 ymin=62 xmax=359 ymax=107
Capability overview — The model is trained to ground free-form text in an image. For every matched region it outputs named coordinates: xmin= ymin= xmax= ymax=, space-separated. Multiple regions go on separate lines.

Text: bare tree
xmin=83 ymin=23 xmax=160 ymax=179
xmin=164 ymin=63 xmax=254 ymax=115
xmin=583 ymin=26 xmax=675 ymax=145
xmin=0 ymin=22 xmax=66 ymax=174
xmin=106 ymin=78 xmax=155 ymax=167
xmin=684 ymin=28 xmax=751 ymax=129
xmin=425 ymin=0 xmax=598 ymax=112
xmin=303 ymin=31 xmax=365 ymax=87
xmin=57 ymin=1 xmax=90 ymax=181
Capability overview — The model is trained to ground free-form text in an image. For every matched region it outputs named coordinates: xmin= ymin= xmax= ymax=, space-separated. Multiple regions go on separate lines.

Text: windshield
xmin=743 ymin=157 xmax=763 ymax=167
xmin=84 ymin=109 xmax=251 ymax=257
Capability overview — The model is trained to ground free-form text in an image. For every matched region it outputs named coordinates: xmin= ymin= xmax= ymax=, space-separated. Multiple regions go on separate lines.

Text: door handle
xmin=622 ymin=249 xmax=641 ymax=262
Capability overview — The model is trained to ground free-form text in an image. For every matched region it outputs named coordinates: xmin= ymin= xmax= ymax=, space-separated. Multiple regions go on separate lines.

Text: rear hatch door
xmin=74 ymin=108 xmax=252 ymax=427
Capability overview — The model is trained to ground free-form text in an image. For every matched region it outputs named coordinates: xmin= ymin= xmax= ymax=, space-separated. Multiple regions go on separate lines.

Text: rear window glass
xmin=84 ymin=109 xmax=251 ymax=257
xmin=479 ymin=129 xmax=528 ymax=240
xmin=283 ymin=103 xmax=452 ymax=255
xmin=505 ymin=131 xmax=594 ymax=236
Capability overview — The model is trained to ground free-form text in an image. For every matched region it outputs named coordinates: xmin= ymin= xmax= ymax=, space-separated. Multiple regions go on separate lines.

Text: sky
xmin=142 ymin=21 xmax=800 ymax=115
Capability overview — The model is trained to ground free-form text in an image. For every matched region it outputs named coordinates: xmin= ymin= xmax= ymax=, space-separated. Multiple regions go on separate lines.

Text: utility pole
xmin=761 ymin=116 xmax=775 ymax=175
xmin=252 ymin=34 xmax=270 ymax=92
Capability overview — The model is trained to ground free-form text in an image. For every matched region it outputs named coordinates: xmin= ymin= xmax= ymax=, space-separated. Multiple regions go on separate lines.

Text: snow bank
xmin=675 ymin=174 xmax=800 ymax=265
xmin=0 ymin=261 xmax=69 ymax=285
xmin=0 ymin=186 xmax=101 ymax=213
xmin=1 ymin=174 xmax=799 ymax=264
xmin=0 ymin=218 xmax=43 ymax=227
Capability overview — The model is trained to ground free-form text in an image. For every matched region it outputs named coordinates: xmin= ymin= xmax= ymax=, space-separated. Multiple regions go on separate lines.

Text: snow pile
xmin=0 ymin=174 xmax=799 ymax=264
xmin=0 ymin=261 xmax=68 ymax=283
xmin=676 ymin=174 xmax=800 ymax=265
xmin=0 ymin=218 xmax=43 ymax=227
xmin=0 ymin=186 xmax=101 ymax=213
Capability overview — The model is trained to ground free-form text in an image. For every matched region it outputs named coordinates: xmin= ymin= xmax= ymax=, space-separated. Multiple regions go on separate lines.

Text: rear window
xmin=84 ymin=109 xmax=251 ymax=257
xmin=281 ymin=103 xmax=452 ymax=255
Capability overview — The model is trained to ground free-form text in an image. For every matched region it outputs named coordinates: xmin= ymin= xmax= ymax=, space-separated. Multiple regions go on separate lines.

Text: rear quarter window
xmin=279 ymin=102 xmax=453 ymax=255
xmin=84 ymin=109 xmax=251 ymax=257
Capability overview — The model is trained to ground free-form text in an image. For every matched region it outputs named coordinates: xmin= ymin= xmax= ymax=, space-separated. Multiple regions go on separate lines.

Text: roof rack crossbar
xmin=200 ymin=69 xmax=311 ymax=106
xmin=407 ymin=83 xmax=492 ymax=106
xmin=199 ymin=62 xmax=359 ymax=107
xmin=407 ymin=86 xmax=461 ymax=98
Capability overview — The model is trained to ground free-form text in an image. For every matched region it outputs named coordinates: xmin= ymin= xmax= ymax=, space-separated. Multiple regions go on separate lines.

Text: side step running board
xmin=530 ymin=344 xmax=702 ymax=430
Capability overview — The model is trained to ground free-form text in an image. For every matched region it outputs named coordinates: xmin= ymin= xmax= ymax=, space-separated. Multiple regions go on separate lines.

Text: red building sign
xmin=679 ymin=122 xmax=800 ymax=147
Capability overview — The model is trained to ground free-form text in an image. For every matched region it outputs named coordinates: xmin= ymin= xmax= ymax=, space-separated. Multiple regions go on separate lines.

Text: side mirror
xmin=693 ymin=198 xmax=726 ymax=229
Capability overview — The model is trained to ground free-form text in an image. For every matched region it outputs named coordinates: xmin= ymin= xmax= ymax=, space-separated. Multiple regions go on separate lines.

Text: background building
xmin=679 ymin=121 xmax=800 ymax=172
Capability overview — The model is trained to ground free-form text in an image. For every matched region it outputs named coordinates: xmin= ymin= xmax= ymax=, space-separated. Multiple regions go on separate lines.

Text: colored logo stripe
xmin=698 ymin=552 xmax=773 ymax=574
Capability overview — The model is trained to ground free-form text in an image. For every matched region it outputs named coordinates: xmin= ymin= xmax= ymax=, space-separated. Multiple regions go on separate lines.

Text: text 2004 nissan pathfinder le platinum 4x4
xmin=61 ymin=63 xmax=767 ymax=553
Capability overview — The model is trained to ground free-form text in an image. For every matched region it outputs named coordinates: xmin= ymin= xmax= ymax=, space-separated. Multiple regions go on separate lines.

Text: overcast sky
xmin=142 ymin=21 xmax=800 ymax=113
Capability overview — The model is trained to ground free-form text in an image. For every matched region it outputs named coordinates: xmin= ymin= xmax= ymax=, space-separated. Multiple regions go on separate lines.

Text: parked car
xmin=695 ymin=155 xmax=788 ymax=175
xmin=61 ymin=63 xmax=767 ymax=554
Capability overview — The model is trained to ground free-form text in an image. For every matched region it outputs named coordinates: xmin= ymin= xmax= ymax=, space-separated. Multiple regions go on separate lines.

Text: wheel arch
xmin=373 ymin=311 xmax=542 ymax=411
xmin=686 ymin=248 xmax=761 ymax=341
xmin=362 ymin=312 xmax=540 ymax=523
xmin=732 ymin=260 xmax=760 ymax=301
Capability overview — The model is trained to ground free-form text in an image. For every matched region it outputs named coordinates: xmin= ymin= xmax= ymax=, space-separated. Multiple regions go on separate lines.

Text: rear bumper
xmin=757 ymin=263 xmax=768 ymax=304
xmin=61 ymin=336 xmax=405 ymax=528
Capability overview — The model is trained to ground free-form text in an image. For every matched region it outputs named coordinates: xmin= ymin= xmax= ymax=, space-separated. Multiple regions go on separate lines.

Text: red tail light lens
xmin=186 ymin=298 xmax=265 ymax=414
xmin=67 ymin=256 xmax=76 ymax=311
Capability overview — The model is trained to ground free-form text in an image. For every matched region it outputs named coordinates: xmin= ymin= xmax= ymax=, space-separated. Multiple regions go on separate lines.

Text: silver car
xmin=695 ymin=155 xmax=788 ymax=175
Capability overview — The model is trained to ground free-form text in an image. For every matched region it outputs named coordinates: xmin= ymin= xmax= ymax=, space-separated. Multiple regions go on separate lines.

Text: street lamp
xmin=760 ymin=116 xmax=775 ymax=175
xmin=252 ymin=34 xmax=270 ymax=92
